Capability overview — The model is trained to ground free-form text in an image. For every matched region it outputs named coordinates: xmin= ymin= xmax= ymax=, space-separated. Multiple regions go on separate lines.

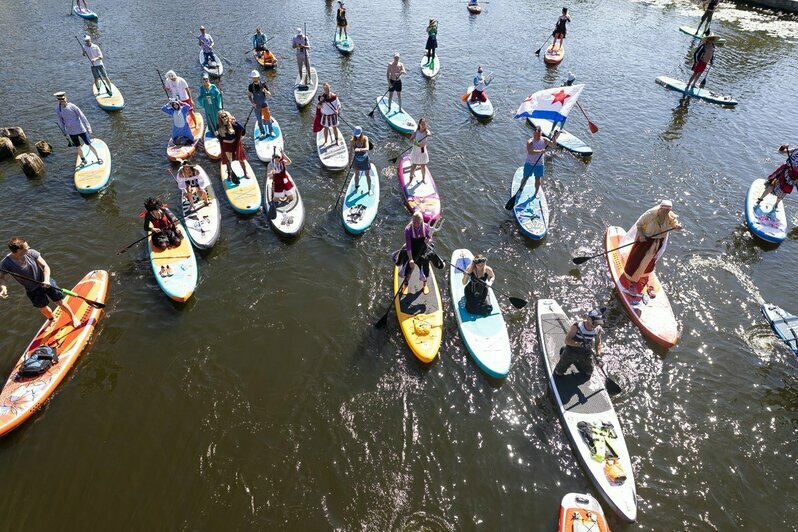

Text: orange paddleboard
xmin=0 ymin=270 xmax=109 ymax=437
xmin=167 ymin=111 xmax=204 ymax=161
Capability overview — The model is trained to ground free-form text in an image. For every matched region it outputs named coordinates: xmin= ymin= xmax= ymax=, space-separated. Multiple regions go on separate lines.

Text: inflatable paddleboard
xmin=180 ymin=166 xmax=221 ymax=250
xmin=394 ymin=258 xmax=443 ymax=363
xmin=678 ymin=25 xmax=727 ymax=44
xmin=537 ymin=299 xmax=638 ymax=523
xmin=421 ymin=55 xmax=441 ymax=79
xmin=148 ymin=223 xmax=197 ymax=302
xmin=528 ymin=117 xmax=592 ymax=157
xmin=220 ymin=160 xmax=260 ymax=215
xmin=199 ymin=47 xmax=223 ymax=78
xmin=166 ymin=111 xmax=204 ymax=161
xmin=745 ymin=178 xmax=787 ymax=243
xmin=73 ymin=5 xmax=98 ymax=20
xmin=92 ymin=82 xmax=124 ymax=111
xmin=316 ymin=130 xmax=349 ymax=170
xmin=264 ymin=168 xmax=305 ymax=238
xmin=558 ymin=493 xmax=611 ymax=532
xmin=294 ymin=67 xmax=318 ymax=107
xmin=605 ymin=226 xmax=680 ymax=347
xmin=254 ymin=49 xmax=278 ymax=69
xmin=74 ymin=137 xmax=111 ymax=194
xmin=761 ymin=303 xmax=798 ymax=357
xmin=465 ymin=86 xmax=494 ymax=118
xmin=544 ymin=44 xmax=565 ymax=65
xmin=342 ymin=163 xmax=379 ymax=234
xmin=254 ymin=117 xmax=284 ymax=162
xmin=376 ymin=96 xmax=417 ymax=134
xmin=397 ymin=154 xmax=441 ymax=222
xmin=655 ymin=75 xmax=737 ymax=106
xmin=334 ymin=34 xmax=355 ymax=54
xmin=450 ymin=249 xmax=512 ymax=378
xmin=0 ymin=270 xmax=108 ymax=437
xmin=202 ymin=125 xmax=221 ymax=160
xmin=510 ymin=166 xmax=549 ymax=240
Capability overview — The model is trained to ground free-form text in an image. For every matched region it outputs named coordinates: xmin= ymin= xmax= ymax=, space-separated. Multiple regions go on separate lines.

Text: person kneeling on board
xmin=462 ymin=254 xmax=495 ymax=315
xmin=144 ymin=197 xmax=183 ymax=275
xmin=685 ymin=34 xmax=718 ymax=93
xmin=162 ymin=99 xmax=195 ymax=146
xmin=269 ymin=151 xmax=295 ymax=203
xmin=554 ymin=308 xmax=605 ymax=378
xmin=0 ymin=237 xmax=82 ymax=328
xmin=470 ymin=65 xmax=491 ymax=103
xmin=177 ymin=162 xmax=210 ymax=212
xmin=620 ymin=200 xmax=683 ymax=300
xmin=395 ymin=211 xmax=434 ymax=295
xmin=755 ymin=144 xmax=798 ymax=213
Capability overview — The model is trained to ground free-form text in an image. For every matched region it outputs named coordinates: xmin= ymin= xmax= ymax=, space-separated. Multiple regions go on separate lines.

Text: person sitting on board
xmin=552 ymin=7 xmax=571 ymax=50
xmin=462 ymin=254 xmax=495 ymax=316
xmin=269 ymin=151 xmax=295 ymax=203
xmin=0 ymin=237 xmax=82 ymax=328
xmin=336 ymin=1 xmax=348 ymax=40
xmin=252 ymin=26 xmax=269 ymax=59
xmin=424 ymin=19 xmax=438 ymax=67
xmin=350 ymin=127 xmax=373 ymax=195
xmin=248 ymin=70 xmax=273 ymax=138
xmin=292 ymin=28 xmax=312 ymax=86
xmin=564 ymin=71 xmax=576 ymax=86
xmin=396 ymin=211 xmax=434 ymax=295
xmin=554 ymin=308 xmax=605 ymax=378
xmin=620 ymin=200 xmax=683 ymax=301
xmin=216 ymin=110 xmax=250 ymax=185
xmin=81 ymin=35 xmax=113 ymax=96
xmin=143 ymin=197 xmax=183 ymax=264
xmin=409 ymin=118 xmax=432 ymax=184
xmin=386 ymin=53 xmax=407 ymax=112
xmin=470 ymin=65 xmax=492 ymax=103
xmin=198 ymin=73 xmax=223 ymax=133
xmin=695 ymin=0 xmax=720 ymax=36
xmin=317 ymin=83 xmax=342 ymax=146
xmin=685 ymin=34 xmax=718 ymax=93
xmin=55 ymin=91 xmax=103 ymax=167
xmin=162 ymin=99 xmax=195 ymax=146
xmin=755 ymin=145 xmax=798 ymax=214
xmin=525 ymin=126 xmax=559 ymax=198
xmin=197 ymin=26 xmax=217 ymax=67
xmin=177 ymin=162 xmax=210 ymax=212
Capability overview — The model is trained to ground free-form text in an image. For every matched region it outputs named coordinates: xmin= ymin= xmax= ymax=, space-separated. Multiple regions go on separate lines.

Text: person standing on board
xmin=553 ymin=308 xmax=605 ymax=378
xmin=163 ymin=70 xmax=195 ymax=110
xmin=216 ymin=110 xmax=250 ymax=185
xmin=525 ymin=125 xmax=559 ymax=197
xmin=396 ymin=211 xmax=434 ymax=295
xmin=317 ymin=83 xmax=342 ymax=146
xmin=552 ymin=7 xmax=571 ymax=50
xmin=695 ymin=0 xmax=720 ymax=36
xmin=75 ymin=0 xmax=91 ymax=13
xmin=470 ymin=65 xmax=492 ymax=103
xmin=197 ymin=26 xmax=217 ymax=67
xmin=350 ymin=127 xmax=373 ymax=194
xmin=755 ymin=144 xmax=798 ymax=213
xmin=424 ymin=19 xmax=438 ymax=67
xmin=81 ymin=35 xmax=113 ymax=96
xmin=269 ymin=151 xmax=295 ymax=203
xmin=54 ymin=91 xmax=102 ymax=167
xmin=0 ymin=237 xmax=82 ymax=328
xmin=292 ymin=28 xmax=312 ymax=86
xmin=198 ymin=73 xmax=223 ymax=133
xmin=461 ymin=254 xmax=495 ymax=316
xmin=386 ymin=53 xmax=406 ymax=112
xmin=248 ymin=70 xmax=273 ymax=138
xmin=620 ymin=200 xmax=683 ymax=300
xmin=685 ymin=34 xmax=718 ymax=92
xmin=409 ymin=118 xmax=432 ymax=184
xmin=336 ymin=1 xmax=348 ymax=40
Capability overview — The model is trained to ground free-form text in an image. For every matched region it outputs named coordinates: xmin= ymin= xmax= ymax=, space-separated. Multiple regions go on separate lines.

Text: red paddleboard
xmin=397 ymin=154 xmax=441 ymax=222
xmin=544 ymin=43 xmax=565 ymax=64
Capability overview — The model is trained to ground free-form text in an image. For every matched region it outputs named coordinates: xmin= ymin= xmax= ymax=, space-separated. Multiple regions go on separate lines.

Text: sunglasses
xmin=474 ymin=259 xmax=487 ymax=265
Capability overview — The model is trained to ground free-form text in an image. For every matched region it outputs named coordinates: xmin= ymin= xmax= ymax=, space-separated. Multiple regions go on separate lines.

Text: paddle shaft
xmin=0 ymin=268 xmax=106 ymax=309
xmin=591 ymin=351 xmax=622 ymax=395
xmin=699 ymin=62 xmax=713 ymax=89
xmin=246 ymin=35 xmax=276 ymax=54
xmin=241 ymin=106 xmax=256 ymax=130
xmin=368 ymin=80 xmax=397 ymax=117
xmin=572 ymin=227 xmax=676 ymax=264
xmin=504 ymin=147 xmax=548 ymax=210
xmin=534 ymin=35 xmax=551 ymax=55
xmin=155 ymin=68 xmax=170 ymax=99
xmin=118 ymin=205 xmax=203 ymax=254
xmin=166 ymin=168 xmax=209 ymax=236
xmin=445 ymin=256 xmax=527 ymax=308
xmin=391 ymin=132 xmax=429 ymax=164
xmin=334 ymin=156 xmax=357 ymax=211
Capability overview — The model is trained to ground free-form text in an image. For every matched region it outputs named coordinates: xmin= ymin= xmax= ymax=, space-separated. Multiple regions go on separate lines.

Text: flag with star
xmin=513 ymin=84 xmax=585 ymax=122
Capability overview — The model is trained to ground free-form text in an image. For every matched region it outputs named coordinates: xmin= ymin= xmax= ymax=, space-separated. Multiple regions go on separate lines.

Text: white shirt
xmin=165 ymin=77 xmax=190 ymax=101
xmin=82 ymin=43 xmax=104 ymax=66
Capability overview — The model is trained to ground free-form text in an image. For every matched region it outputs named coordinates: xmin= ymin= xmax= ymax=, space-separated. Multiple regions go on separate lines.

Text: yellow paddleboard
xmin=393 ymin=262 xmax=443 ymax=363
xmin=220 ymin=160 xmax=261 ymax=214
xmin=92 ymin=82 xmax=124 ymax=110
xmin=73 ymin=138 xmax=111 ymax=194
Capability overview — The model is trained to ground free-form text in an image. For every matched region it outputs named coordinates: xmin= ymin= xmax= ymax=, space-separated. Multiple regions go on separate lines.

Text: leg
xmin=420 ymin=164 xmax=427 ymax=182
xmin=255 ymin=105 xmax=265 ymax=136
xmin=397 ymin=92 xmax=403 ymax=111
xmin=85 ymin=137 xmax=102 ymax=161
xmin=304 ymin=57 xmax=311 ymax=83
xmin=387 ymin=90 xmax=394 ymax=110
xmin=534 ymin=177 xmax=542 ymax=197
xmin=54 ymin=299 xmax=82 ymax=328
xmin=323 ymin=127 xmax=329 ymax=145
xmin=409 ymin=164 xmax=417 ymax=181
xmin=334 ymin=126 xmax=340 ymax=144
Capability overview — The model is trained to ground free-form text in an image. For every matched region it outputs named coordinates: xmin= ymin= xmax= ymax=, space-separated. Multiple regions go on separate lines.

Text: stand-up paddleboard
xmin=467 ymin=3 xmax=482 ymax=13
xmin=0 ymin=270 xmax=108 ymax=438
xmin=655 ymin=76 xmax=737 ymax=106
xmin=180 ymin=166 xmax=221 ymax=250
xmin=342 ymin=163 xmax=380 ymax=234
xmin=605 ymin=226 xmax=680 ymax=347
xmin=544 ymin=44 xmax=565 ymax=65
xmin=558 ymin=493 xmax=611 ymax=532
xmin=464 ymin=86 xmax=494 ymax=118
xmin=264 ymin=168 xmax=305 ymax=238
xmin=92 ymin=83 xmax=124 ymax=111
xmin=254 ymin=118 xmax=284 ymax=162
xmin=149 ymin=223 xmax=197 ymax=302
xmin=397 ymin=154 xmax=441 ymax=222
xmin=254 ymin=49 xmax=278 ymax=68
xmin=220 ymin=160 xmax=260 ymax=214
xmin=376 ymin=96 xmax=417 ymax=134
xmin=394 ymin=258 xmax=443 ymax=363
xmin=537 ymin=299 xmax=638 ymax=523
xmin=678 ymin=25 xmax=727 ymax=44
xmin=510 ymin=166 xmax=549 ymax=240
xmin=294 ymin=67 xmax=318 ymax=107
xmin=199 ymin=47 xmax=223 ymax=78
xmin=421 ymin=55 xmax=441 ymax=79
xmin=761 ymin=303 xmax=798 ymax=357
xmin=316 ymin=130 xmax=349 ymax=170
xmin=745 ymin=178 xmax=787 ymax=243
xmin=528 ymin=117 xmax=592 ymax=157
xmin=202 ymin=124 xmax=221 ymax=160
xmin=166 ymin=111 xmax=204 ymax=161
xmin=73 ymin=5 xmax=98 ymax=20
xmin=74 ymin=138 xmax=111 ymax=194
xmin=334 ymin=34 xmax=355 ymax=54
xmin=449 ymin=249 xmax=512 ymax=378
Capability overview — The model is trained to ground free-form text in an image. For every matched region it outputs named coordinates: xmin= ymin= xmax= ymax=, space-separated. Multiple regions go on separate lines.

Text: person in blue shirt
xmin=54 ymin=91 xmax=102 ymax=167
xmin=197 ymin=26 xmax=217 ymax=67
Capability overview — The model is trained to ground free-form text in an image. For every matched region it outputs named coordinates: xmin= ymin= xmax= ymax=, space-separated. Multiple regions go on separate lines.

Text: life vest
xmin=571 ymin=321 xmax=602 ymax=348
xmin=149 ymin=210 xmax=174 ymax=230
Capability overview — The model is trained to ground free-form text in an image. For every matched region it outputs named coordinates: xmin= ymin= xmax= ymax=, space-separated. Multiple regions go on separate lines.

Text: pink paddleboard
xmin=397 ymin=154 xmax=441 ymax=222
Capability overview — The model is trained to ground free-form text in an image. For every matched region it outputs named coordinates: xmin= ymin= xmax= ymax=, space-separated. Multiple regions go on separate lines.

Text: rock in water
xmin=35 ymin=140 xmax=53 ymax=156
xmin=0 ymin=127 xmax=28 ymax=146
xmin=16 ymin=153 xmax=45 ymax=178
xmin=0 ymin=137 xmax=15 ymax=160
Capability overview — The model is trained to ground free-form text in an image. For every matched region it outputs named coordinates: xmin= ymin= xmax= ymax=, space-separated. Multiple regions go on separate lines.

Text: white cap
xmin=394 ymin=52 xmax=400 ymax=58
xmin=297 ymin=28 xmax=303 ymax=35
xmin=660 ymin=199 xmax=673 ymax=208
xmin=250 ymin=69 xmax=260 ymax=78
xmin=53 ymin=91 xmax=66 ymax=99
xmin=165 ymin=70 xmax=176 ymax=79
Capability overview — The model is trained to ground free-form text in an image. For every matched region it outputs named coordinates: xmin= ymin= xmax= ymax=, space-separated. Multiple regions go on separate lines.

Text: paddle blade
xmin=460 ymin=92 xmax=469 ymax=102
xmin=84 ymin=299 xmax=107 ymax=309
xmin=390 ymin=156 xmax=399 ymax=164
xmin=605 ymin=376 xmax=622 ymax=396
xmin=508 ymin=297 xmax=527 ymax=309
xmin=534 ymin=49 xmax=542 ymax=56
xmin=699 ymin=79 xmax=708 ymax=89
xmin=588 ymin=121 xmax=599 ymax=134
xmin=571 ymin=256 xmax=591 ymax=265
xmin=373 ymin=312 xmax=389 ymax=329
xmin=504 ymin=195 xmax=518 ymax=211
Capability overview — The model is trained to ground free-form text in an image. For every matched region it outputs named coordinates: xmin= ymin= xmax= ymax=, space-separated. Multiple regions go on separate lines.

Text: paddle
xmin=699 ymin=63 xmax=713 ymax=90
xmin=69 ymin=0 xmax=73 ymax=15
xmin=75 ymin=36 xmax=112 ymax=95
xmin=117 ymin=204 xmax=204 ymax=254
xmin=56 ymin=122 xmax=72 ymax=147
xmin=374 ymin=218 xmax=444 ymax=329
xmin=592 ymin=352 xmax=622 ymax=395
xmin=460 ymin=74 xmax=493 ymax=102
xmin=245 ymin=35 xmax=276 ymax=55
xmin=504 ymin=149 xmax=547 ymax=210
xmin=241 ymin=106 xmax=256 ymax=131
xmin=155 ymin=68 xmax=170 ymax=99
xmin=534 ymin=35 xmax=551 ymax=56
xmin=165 ymin=167 xmax=208 ymax=236
xmin=389 ymin=133 xmax=429 ymax=164
xmin=265 ymin=147 xmax=280 ymax=220
xmin=570 ymin=228 xmax=676 ymax=265
xmin=1 ymin=268 xmax=106 ymax=309
xmin=575 ymin=101 xmax=598 ymax=133
xmin=334 ymin=155 xmax=358 ymax=212
xmin=444 ymin=257 xmax=527 ymax=309
xmin=191 ymin=31 xmax=232 ymax=66
xmin=367 ymin=80 xmax=396 ymax=118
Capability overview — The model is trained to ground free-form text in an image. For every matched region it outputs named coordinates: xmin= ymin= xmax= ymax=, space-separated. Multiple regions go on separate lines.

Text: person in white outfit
xmin=409 ymin=118 xmax=431 ymax=183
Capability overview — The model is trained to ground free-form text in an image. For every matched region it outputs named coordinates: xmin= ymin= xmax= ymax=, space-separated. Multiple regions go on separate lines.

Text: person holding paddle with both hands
xmin=526 ymin=125 xmax=559 ymax=197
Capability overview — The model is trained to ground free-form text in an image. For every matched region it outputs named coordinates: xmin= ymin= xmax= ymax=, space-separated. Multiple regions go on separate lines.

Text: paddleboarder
xmin=395 ymin=211 xmax=434 ymax=295
xmin=336 ymin=1 xmax=348 ymax=40
xmin=525 ymin=125 xmax=559 ymax=197
xmin=685 ymin=34 xmax=718 ymax=93
xmin=386 ymin=53 xmax=407 ymax=112
xmin=162 ymin=99 xmax=195 ymax=145
xmin=620 ymin=200 xmax=683 ymax=299
xmin=54 ymin=92 xmax=103 ymax=167
xmin=248 ymin=70 xmax=273 ymax=138
xmin=424 ymin=19 xmax=438 ymax=67
xmin=461 ymin=254 xmax=495 ymax=315
xmin=268 ymin=151 xmax=295 ymax=203
xmin=177 ymin=162 xmax=210 ymax=212
xmin=317 ymin=83 xmax=342 ymax=146
xmin=197 ymin=26 xmax=217 ymax=67
xmin=143 ymin=198 xmax=184 ymax=268
xmin=163 ymin=71 xmax=195 ymax=126
xmin=553 ymin=307 xmax=605 ymax=378
xmin=552 ymin=7 xmax=571 ymax=50
xmin=252 ymin=27 xmax=270 ymax=59
xmin=349 ymin=127 xmax=373 ymax=194
xmin=409 ymin=118 xmax=432 ymax=184
xmin=80 ymin=35 xmax=113 ymax=96
xmin=0 ymin=237 xmax=82 ymax=328
xmin=695 ymin=0 xmax=720 ymax=36
xmin=292 ymin=28 xmax=312 ymax=85
xmin=216 ymin=110 xmax=251 ymax=185
xmin=198 ymin=73 xmax=223 ymax=132
xmin=755 ymin=145 xmax=798 ymax=212
xmin=75 ymin=0 xmax=91 ymax=12
xmin=470 ymin=65 xmax=492 ymax=103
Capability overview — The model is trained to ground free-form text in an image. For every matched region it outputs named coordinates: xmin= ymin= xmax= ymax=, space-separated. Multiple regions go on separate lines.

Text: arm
xmin=461 ymin=264 xmax=473 ymax=285
xmin=0 ymin=271 xmax=7 ymax=298
xmin=35 ymin=255 xmax=52 ymax=286
xmin=485 ymin=266 xmax=495 ymax=286
xmin=405 ymin=228 xmax=414 ymax=263
xmin=247 ymin=88 xmax=255 ymax=106
xmin=563 ymin=324 xmax=580 ymax=347
xmin=77 ymin=107 xmax=92 ymax=134
xmin=595 ymin=333 xmax=602 ymax=355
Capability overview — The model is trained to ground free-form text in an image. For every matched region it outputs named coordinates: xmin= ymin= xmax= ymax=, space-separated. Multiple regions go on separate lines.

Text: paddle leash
xmin=0 ymin=269 xmax=106 ymax=309
xmin=445 ymin=257 xmax=527 ymax=309
xmin=571 ymin=228 xmax=676 ymax=265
